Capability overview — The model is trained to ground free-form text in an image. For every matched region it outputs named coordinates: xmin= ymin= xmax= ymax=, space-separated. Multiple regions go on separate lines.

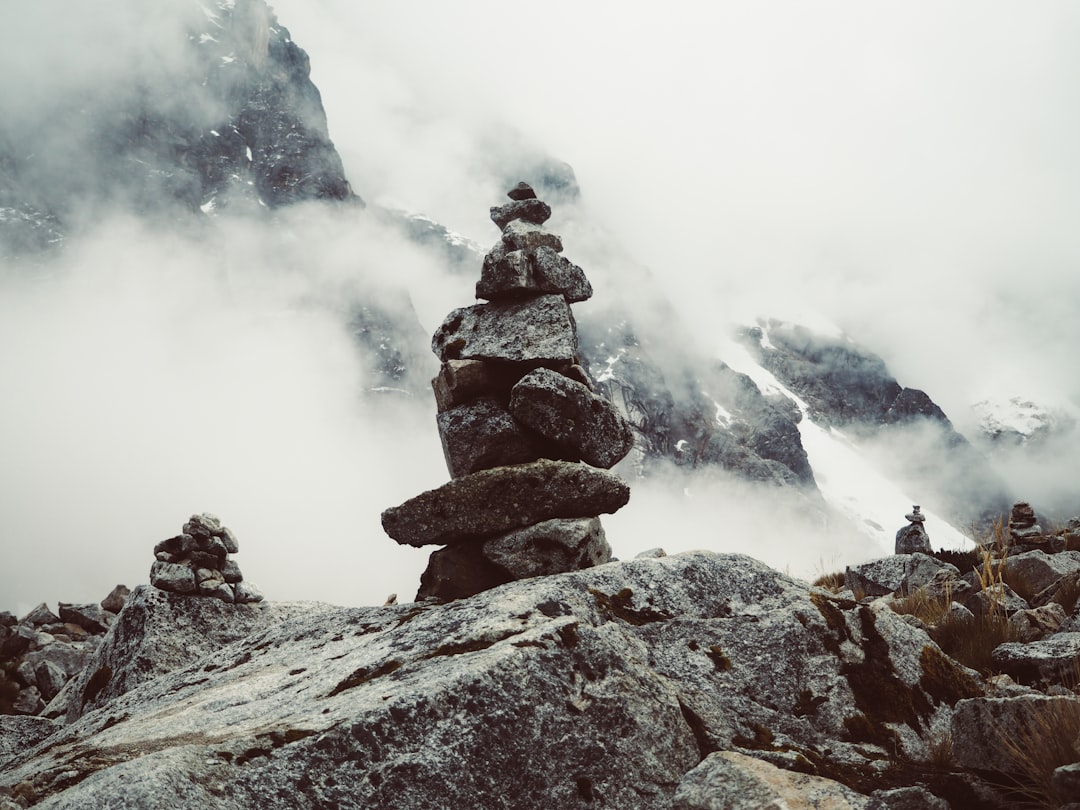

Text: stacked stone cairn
xmin=894 ymin=504 xmax=932 ymax=554
xmin=381 ymin=182 xmax=635 ymax=600
xmin=1007 ymin=501 xmax=1045 ymax=549
xmin=150 ymin=513 xmax=263 ymax=604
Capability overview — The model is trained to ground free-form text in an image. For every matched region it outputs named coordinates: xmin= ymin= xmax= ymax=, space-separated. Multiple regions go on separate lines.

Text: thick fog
xmin=3 ymin=1 xmax=1080 ymax=614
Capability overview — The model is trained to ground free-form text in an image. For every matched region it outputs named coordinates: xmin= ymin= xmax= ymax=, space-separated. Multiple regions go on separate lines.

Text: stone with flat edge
xmin=431 ymin=295 xmax=577 ymax=365
xmin=381 ymin=459 xmax=630 ymax=547
xmin=437 ymin=397 xmax=549 ymax=478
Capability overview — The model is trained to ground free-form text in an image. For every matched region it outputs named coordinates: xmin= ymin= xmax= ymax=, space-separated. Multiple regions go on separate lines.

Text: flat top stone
xmin=507 ymin=182 xmax=536 ymax=200
xmin=381 ymin=459 xmax=630 ymax=547
xmin=431 ymin=295 xmax=577 ymax=365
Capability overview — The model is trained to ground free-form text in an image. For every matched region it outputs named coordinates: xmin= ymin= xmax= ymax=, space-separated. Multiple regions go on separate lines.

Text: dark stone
xmin=507 ymin=182 xmax=537 ymax=201
xmin=57 ymin=603 xmax=111 ymax=635
xmin=436 ymin=398 xmax=549 ymax=478
xmin=220 ymin=527 xmax=240 ymax=554
xmin=510 ymin=368 xmax=634 ymax=469
xmin=381 ymin=460 xmax=630 ymax=547
xmin=20 ymin=604 xmax=60 ymax=627
xmin=482 ymin=517 xmax=611 ymax=580
xmin=1 ymin=625 xmax=36 ymax=658
xmin=100 ymin=585 xmax=130 ymax=614
xmin=0 ymin=611 xmax=16 ymax=627
xmin=222 ymin=559 xmax=244 ymax=584
xmin=431 ymin=295 xmax=577 ymax=365
xmin=894 ymin=523 xmax=932 ymax=555
xmin=991 ymin=633 xmax=1080 ymax=686
xmin=431 ymin=359 xmax=522 ymax=413
xmin=530 ymin=246 xmax=593 ymax=303
xmin=490 ymin=199 xmax=551 ymax=231
xmin=415 ymin=544 xmax=512 ymax=602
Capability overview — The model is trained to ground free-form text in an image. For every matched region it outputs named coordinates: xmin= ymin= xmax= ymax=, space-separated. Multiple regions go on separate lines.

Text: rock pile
xmin=894 ymin=504 xmax=932 ymax=554
xmin=150 ymin=513 xmax=262 ymax=604
xmin=1007 ymin=500 xmax=1045 ymax=548
xmin=0 ymin=585 xmax=128 ymax=717
xmin=382 ymin=183 xmax=634 ymax=600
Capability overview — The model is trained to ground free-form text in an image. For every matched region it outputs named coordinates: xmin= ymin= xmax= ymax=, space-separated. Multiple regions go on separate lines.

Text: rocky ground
xmin=2 ymin=507 xmax=1080 ymax=808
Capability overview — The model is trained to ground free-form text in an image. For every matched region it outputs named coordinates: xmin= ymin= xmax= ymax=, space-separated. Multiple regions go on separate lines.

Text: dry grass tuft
xmin=891 ymin=585 xmax=953 ymax=627
xmin=930 ymin=611 xmax=1015 ymax=675
xmin=812 ymin=570 xmax=846 ymax=593
xmin=992 ymin=698 xmax=1080 ymax=808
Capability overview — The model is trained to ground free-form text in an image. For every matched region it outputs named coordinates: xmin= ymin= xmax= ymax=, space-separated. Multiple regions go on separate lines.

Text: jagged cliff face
xmin=0 ymin=0 xmax=352 ymax=260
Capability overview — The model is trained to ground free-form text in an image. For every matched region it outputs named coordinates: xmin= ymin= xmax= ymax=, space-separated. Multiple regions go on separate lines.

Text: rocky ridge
xmin=381 ymin=184 xmax=634 ymax=601
xmin=3 ymin=528 xmax=1080 ymax=808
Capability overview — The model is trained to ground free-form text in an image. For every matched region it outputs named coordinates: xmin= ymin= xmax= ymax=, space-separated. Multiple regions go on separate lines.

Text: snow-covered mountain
xmin=2 ymin=0 xmax=1077 ymax=614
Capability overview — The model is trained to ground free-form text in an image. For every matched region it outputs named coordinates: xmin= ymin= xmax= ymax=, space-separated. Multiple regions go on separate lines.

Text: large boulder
xmin=845 ymin=554 xmax=963 ymax=600
xmin=951 ymin=695 xmax=1080 ymax=773
xmin=1004 ymin=549 xmax=1080 ymax=596
xmin=62 ymin=585 xmax=330 ymax=723
xmin=380 ymin=460 xmax=630 ymax=547
xmin=894 ymin=523 xmax=931 ymax=555
xmin=510 ymin=368 xmax=635 ymax=469
xmin=0 ymin=717 xmax=57 ymax=769
xmin=431 ymin=294 xmax=578 ymax=365
xmin=0 ymin=553 xmax=981 ymax=809
xmin=990 ymin=631 xmax=1080 ymax=686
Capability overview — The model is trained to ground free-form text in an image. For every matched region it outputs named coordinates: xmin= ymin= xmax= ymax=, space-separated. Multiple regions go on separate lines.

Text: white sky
xmin=2 ymin=1 xmax=1079 ymax=614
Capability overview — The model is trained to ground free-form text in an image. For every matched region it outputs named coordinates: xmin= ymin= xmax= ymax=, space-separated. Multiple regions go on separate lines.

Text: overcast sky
xmin=2 ymin=1 xmax=1079 ymax=615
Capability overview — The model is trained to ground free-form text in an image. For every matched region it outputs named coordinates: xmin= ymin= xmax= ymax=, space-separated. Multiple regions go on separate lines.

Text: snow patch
xmin=245 ymin=146 xmax=253 ymax=162
xmin=595 ymin=349 xmax=626 ymax=384
xmin=200 ymin=198 xmax=217 ymax=215
xmin=199 ymin=33 xmax=217 ymax=44
xmin=221 ymin=55 xmax=237 ymax=65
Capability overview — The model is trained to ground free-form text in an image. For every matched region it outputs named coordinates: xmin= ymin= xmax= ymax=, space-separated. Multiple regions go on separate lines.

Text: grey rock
xmin=1035 ymin=570 xmax=1080 ymax=610
xmin=99 ymin=584 xmax=130 ymax=614
xmin=952 ymin=695 xmax=1079 ymax=773
xmin=35 ymin=659 xmax=69 ymax=702
xmin=673 ymin=750 xmax=871 ymax=809
xmin=636 ymin=548 xmax=668 ymax=559
xmin=531 ymin=246 xmax=593 ymax=303
xmin=1005 ymin=549 xmax=1080 ymax=595
xmin=510 ymin=368 xmax=635 ymax=469
xmin=183 ymin=512 xmax=223 ymax=538
xmin=845 ymin=553 xmax=963 ymax=600
xmin=199 ymin=580 xmax=235 ymax=603
xmin=381 ymin=460 xmax=631 ymax=547
xmin=0 ymin=716 xmax=58 ymax=769
xmin=1 ymin=624 xmax=36 ymax=658
xmin=483 ymin=517 xmax=611 ymax=580
xmin=11 ymin=685 xmax=44 ymax=716
xmin=20 ymin=603 xmax=60 ymax=627
xmin=0 ymin=553 xmax=971 ymax=809
xmin=64 ymin=585 xmax=311 ymax=723
xmin=501 ymin=219 xmax=563 ymax=253
xmin=964 ymin=582 xmax=1029 ymax=617
xmin=507 ymin=181 xmax=537 ymax=200
xmin=149 ymin=560 xmax=197 ymax=595
xmin=894 ymin=523 xmax=932 ymax=555
xmin=431 ymin=294 xmax=577 ymax=365
xmin=436 ymin=398 xmax=548 ymax=478
xmin=868 ymin=786 xmax=949 ymax=809
xmin=490 ymin=198 xmax=551 ymax=231
xmin=220 ymin=526 xmax=240 ymax=554
xmin=221 ymin=559 xmax=243 ymax=584
xmin=903 ymin=506 xmax=926 ymax=524
xmin=991 ymin=631 xmax=1080 ymax=685
xmin=1006 ymin=602 xmax=1067 ymax=642
xmin=233 ymin=581 xmax=264 ymax=604
xmin=57 ymin=603 xmax=111 ymax=635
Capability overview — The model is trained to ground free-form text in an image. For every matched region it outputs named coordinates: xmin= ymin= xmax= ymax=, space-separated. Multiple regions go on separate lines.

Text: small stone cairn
xmin=1007 ymin=501 xmax=1045 ymax=549
xmin=381 ymin=182 xmax=635 ymax=600
xmin=150 ymin=513 xmax=263 ymax=604
xmin=894 ymin=504 xmax=932 ymax=554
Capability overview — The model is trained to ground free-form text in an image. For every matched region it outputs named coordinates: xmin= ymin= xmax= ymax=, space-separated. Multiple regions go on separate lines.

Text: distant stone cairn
xmin=894 ymin=504 xmax=932 ymax=554
xmin=150 ymin=513 xmax=263 ymax=604
xmin=381 ymin=183 xmax=635 ymax=600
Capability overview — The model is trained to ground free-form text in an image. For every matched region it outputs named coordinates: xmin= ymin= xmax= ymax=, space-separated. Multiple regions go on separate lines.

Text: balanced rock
xmin=489 ymin=198 xmax=551 ymax=231
xmin=1008 ymin=501 xmax=1042 ymax=542
xmin=482 ymin=517 xmax=611 ymax=580
xmin=507 ymin=181 xmax=537 ymax=200
xmin=477 ymin=245 xmax=592 ymax=303
xmin=381 ymin=460 xmax=630 ymax=547
xmin=510 ymin=368 xmax=635 ymax=469
xmin=895 ymin=505 xmax=932 ymax=554
xmin=431 ymin=294 xmax=577 ymax=365
xmin=437 ymin=397 xmax=549 ymax=478
xmin=431 ymin=359 xmax=520 ymax=413
xmin=501 ymin=219 xmax=563 ymax=253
